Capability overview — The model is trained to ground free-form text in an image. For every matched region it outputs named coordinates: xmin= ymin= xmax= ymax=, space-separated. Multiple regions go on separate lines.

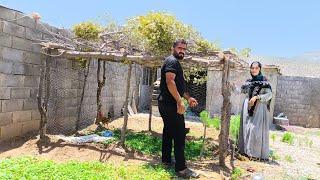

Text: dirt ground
xmin=0 ymin=114 xmax=319 ymax=179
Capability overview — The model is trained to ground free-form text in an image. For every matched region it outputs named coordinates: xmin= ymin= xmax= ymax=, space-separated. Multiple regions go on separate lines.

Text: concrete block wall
xmin=0 ymin=5 xmax=141 ymax=139
xmin=0 ymin=6 xmax=44 ymax=140
xmin=274 ymin=76 xmax=320 ymax=128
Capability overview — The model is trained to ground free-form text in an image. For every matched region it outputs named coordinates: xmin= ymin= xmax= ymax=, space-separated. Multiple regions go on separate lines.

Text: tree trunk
xmin=38 ymin=50 xmax=51 ymax=141
xmin=148 ymin=68 xmax=156 ymax=131
xmin=219 ymin=58 xmax=232 ymax=166
xmin=120 ymin=62 xmax=133 ymax=146
xmin=76 ymin=60 xmax=91 ymax=131
xmin=132 ymin=65 xmax=139 ymax=113
xmin=230 ymin=139 xmax=235 ymax=170
xmin=96 ymin=60 xmax=106 ymax=124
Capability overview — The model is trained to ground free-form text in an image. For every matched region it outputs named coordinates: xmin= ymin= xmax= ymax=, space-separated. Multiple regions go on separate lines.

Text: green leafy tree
xmin=72 ymin=22 xmax=102 ymax=41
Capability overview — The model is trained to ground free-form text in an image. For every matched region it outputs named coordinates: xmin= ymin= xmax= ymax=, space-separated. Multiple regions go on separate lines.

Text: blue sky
xmin=1 ymin=0 xmax=319 ymax=58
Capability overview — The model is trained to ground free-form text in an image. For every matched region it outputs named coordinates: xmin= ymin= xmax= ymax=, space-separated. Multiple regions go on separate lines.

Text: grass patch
xmin=112 ymin=129 xmax=210 ymax=160
xmin=231 ymin=167 xmax=243 ymax=180
xmin=307 ymin=139 xmax=313 ymax=148
xmin=299 ymin=137 xmax=314 ymax=148
xmin=211 ymin=117 xmax=221 ymax=130
xmin=0 ymin=156 xmax=172 ymax=179
xmin=230 ymin=115 xmax=241 ymax=142
xmin=298 ymin=174 xmax=315 ymax=180
xmin=206 ymin=117 xmax=221 ymax=130
xmin=281 ymin=132 xmax=294 ymax=145
xmin=270 ymin=133 xmax=276 ymax=143
xmin=284 ymin=155 xmax=294 ymax=163
xmin=269 ymin=150 xmax=280 ymax=161
xmin=205 ymin=115 xmax=241 ymax=142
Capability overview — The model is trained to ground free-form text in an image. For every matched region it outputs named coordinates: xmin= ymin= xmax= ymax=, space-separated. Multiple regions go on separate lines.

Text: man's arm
xmin=183 ymin=92 xmax=191 ymax=100
xmin=166 ymin=72 xmax=185 ymax=114
xmin=166 ymin=72 xmax=182 ymax=103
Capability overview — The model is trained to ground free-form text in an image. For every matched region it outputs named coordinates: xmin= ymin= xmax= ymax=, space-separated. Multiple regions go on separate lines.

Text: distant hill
xmin=246 ymin=51 xmax=320 ymax=78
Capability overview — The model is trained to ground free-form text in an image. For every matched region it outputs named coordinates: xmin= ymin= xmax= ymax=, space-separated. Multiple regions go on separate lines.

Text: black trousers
xmin=158 ymin=102 xmax=187 ymax=172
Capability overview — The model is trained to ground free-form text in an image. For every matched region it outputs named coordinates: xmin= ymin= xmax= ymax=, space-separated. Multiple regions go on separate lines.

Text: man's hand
xmin=188 ymin=97 xmax=198 ymax=107
xmin=177 ymin=100 xmax=186 ymax=115
xmin=249 ymin=96 xmax=258 ymax=107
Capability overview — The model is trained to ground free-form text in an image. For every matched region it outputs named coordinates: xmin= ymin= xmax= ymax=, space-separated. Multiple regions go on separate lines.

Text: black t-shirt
xmin=158 ymin=55 xmax=185 ymax=105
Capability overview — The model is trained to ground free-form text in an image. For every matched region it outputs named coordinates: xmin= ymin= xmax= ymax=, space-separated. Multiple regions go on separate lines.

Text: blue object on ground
xmin=101 ymin=130 xmax=113 ymax=137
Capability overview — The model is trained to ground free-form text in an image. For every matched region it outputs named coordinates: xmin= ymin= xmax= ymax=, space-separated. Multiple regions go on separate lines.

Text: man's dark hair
xmin=173 ymin=39 xmax=187 ymax=48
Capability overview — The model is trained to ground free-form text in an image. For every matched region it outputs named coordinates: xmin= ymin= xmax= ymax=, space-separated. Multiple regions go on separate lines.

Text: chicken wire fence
xmin=185 ymin=72 xmax=207 ymax=117
xmin=40 ymin=58 xmax=97 ymax=135
xmin=39 ymin=57 xmax=208 ymax=135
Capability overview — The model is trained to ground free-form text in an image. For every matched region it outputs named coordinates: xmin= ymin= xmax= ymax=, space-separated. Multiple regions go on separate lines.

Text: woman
xmin=238 ymin=61 xmax=272 ymax=160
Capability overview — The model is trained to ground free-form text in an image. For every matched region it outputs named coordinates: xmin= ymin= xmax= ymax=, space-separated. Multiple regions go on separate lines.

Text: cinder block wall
xmin=275 ymin=76 xmax=320 ymax=128
xmin=0 ymin=5 xmax=141 ymax=140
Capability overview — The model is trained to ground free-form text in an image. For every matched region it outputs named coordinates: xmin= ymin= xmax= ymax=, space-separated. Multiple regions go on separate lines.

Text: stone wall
xmin=274 ymin=76 xmax=320 ymax=128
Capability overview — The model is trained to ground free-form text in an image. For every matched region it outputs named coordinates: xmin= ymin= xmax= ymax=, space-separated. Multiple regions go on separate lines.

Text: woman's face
xmin=250 ymin=63 xmax=260 ymax=76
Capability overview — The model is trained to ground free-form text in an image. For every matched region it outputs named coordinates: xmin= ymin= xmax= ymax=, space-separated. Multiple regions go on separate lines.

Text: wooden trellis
xmin=38 ymin=39 xmax=247 ymax=167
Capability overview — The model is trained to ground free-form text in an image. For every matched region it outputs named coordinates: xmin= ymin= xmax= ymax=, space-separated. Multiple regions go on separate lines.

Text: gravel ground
xmin=266 ymin=128 xmax=320 ymax=179
xmin=240 ymin=127 xmax=320 ymax=180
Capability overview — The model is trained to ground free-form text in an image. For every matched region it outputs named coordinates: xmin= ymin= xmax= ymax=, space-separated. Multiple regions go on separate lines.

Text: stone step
xmin=151 ymin=100 xmax=158 ymax=106
xmin=153 ymin=89 xmax=160 ymax=94
xmin=151 ymin=105 xmax=160 ymax=117
xmin=152 ymin=94 xmax=159 ymax=100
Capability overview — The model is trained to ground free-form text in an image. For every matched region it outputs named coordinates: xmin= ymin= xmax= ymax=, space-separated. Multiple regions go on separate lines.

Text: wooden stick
xmin=120 ymin=62 xmax=133 ymax=146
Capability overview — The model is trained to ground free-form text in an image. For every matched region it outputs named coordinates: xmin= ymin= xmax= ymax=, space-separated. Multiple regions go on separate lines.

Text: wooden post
xmin=38 ymin=50 xmax=51 ymax=141
xmin=120 ymin=62 xmax=133 ymax=146
xmin=200 ymin=125 xmax=207 ymax=159
xmin=219 ymin=57 xmax=232 ymax=166
xmin=95 ymin=60 xmax=106 ymax=124
xmin=148 ymin=68 xmax=156 ymax=131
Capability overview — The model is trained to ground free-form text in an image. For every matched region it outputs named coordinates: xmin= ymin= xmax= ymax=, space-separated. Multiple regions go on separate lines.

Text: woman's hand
xmin=249 ymin=96 xmax=258 ymax=107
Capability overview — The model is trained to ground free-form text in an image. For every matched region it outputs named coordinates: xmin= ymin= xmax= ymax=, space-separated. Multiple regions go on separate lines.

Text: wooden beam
xmin=46 ymin=49 xmax=232 ymax=69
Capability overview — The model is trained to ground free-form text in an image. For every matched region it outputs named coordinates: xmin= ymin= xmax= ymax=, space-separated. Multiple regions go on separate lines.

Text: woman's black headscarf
xmin=243 ymin=61 xmax=272 ymax=116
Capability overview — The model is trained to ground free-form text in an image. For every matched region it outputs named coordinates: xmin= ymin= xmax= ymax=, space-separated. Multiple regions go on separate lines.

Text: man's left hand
xmin=188 ymin=97 xmax=198 ymax=107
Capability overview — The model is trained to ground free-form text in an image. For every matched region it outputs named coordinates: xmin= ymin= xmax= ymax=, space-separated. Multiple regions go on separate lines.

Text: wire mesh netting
xmin=185 ymin=71 xmax=207 ymax=117
xmin=40 ymin=59 xmax=97 ymax=135
xmin=39 ymin=58 xmax=142 ymax=135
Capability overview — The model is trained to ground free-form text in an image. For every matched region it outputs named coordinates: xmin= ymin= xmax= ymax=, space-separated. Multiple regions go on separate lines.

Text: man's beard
xmin=173 ymin=51 xmax=184 ymax=60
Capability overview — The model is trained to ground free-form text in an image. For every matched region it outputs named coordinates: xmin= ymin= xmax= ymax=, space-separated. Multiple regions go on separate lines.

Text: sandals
xmin=177 ymin=168 xmax=200 ymax=178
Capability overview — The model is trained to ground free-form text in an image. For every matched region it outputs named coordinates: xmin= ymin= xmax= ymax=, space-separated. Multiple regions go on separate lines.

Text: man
xmin=158 ymin=39 xmax=199 ymax=178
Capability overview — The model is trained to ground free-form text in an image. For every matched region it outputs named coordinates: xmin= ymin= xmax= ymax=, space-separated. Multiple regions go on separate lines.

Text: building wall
xmin=0 ymin=5 xmax=141 ymax=140
xmin=274 ymin=76 xmax=320 ymax=128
